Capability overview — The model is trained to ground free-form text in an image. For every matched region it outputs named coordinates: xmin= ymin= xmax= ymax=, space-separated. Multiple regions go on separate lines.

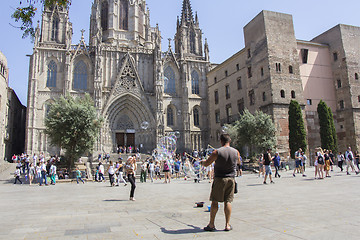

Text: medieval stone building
xmin=25 ymin=0 xmax=210 ymax=156
xmin=208 ymin=10 xmax=360 ymax=157
xmin=0 ymin=51 xmax=26 ymax=162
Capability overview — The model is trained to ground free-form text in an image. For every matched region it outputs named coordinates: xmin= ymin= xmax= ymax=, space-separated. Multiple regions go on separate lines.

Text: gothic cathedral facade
xmin=25 ymin=0 xmax=210 ymax=156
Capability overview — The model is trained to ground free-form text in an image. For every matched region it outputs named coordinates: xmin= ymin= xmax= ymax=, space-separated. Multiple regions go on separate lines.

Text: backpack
xmin=347 ymin=151 xmax=353 ymax=160
xmin=318 ymin=155 xmax=324 ymax=165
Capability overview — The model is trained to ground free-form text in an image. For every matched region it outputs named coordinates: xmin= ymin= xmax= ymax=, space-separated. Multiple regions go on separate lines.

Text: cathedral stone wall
xmin=26 ymin=0 xmax=210 ymax=157
xmin=0 ymin=51 xmax=8 ymax=162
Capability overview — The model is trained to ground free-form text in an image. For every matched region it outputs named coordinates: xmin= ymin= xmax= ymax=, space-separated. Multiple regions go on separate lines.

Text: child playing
xmin=76 ymin=168 xmax=85 ymax=184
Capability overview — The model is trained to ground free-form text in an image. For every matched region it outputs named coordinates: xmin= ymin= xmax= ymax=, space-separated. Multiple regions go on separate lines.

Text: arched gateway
xmin=101 ymin=94 xmax=156 ymax=153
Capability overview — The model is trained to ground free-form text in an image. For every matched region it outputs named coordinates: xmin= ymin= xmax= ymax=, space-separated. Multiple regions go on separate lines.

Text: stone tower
xmin=243 ymin=11 xmax=305 ymax=154
xmin=161 ymin=0 xmax=210 ymax=151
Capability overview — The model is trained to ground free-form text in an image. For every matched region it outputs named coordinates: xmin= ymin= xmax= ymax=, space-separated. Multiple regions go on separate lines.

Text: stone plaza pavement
xmin=0 ymin=167 xmax=360 ymax=240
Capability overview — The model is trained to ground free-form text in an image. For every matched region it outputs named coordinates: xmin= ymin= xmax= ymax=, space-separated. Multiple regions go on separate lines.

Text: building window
xmin=214 ymin=77 xmax=217 ymax=84
xmin=289 ymin=65 xmax=293 ymax=74
xmin=247 ymin=49 xmax=251 ymax=58
xmin=248 ymin=66 xmax=252 ymax=78
xmin=225 ymin=85 xmax=230 ymax=99
xmin=225 ymin=70 xmax=228 ymax=77
xmin=337 ymin=79 xmax=342 ymax=88
xmin=190 ymin=30 xmax=196 ymax=54
xmin=226 ymin=104 xmax=232 ymax=123
xmin=301 ymin=49 xmax=309 ymax=64
xmin=262 ymin=92 xmax=266 ymax=102
xmin=73 ymin=60 xmax=88 ymax=90
xmin=339 ymin=100 xmax=344 ymax=110
xmin=51 ymin=15 xmax=59 ymax=42
xmin=164 ymin=66 xmax=176 ymax=94
xmin=280 ymin=90 xmax=285 ymax=98
xmin=333 ymin=52 xmax=338 ymax=62
xmin=261 ymin=67 xmax=264 ymax=76
xmin=237 ymin=77 xmax=242 ymax=90
xmin=276 ymin=63 xmax=281 ymax=72
xmin=291 ymin=90 xmax=296 ymax=99
xmin=119 ymin=0 xmax=129 ymax=30
xmin=46 ymin=60 xmax=57 ymax=88
xmin=191 ymin=70 xmax=200 ymax=94
xmin=236 ymin=64 xmax=240 ymax=71
xmin=193 ymin=108 xmax=200 ymax=127
xmin=249 ymin=90 xmax=255 ymax=106
xmin=355 ymin=73 xmax=359 ymax=80
xmin=214 ymin=90 xmax=219 ymax=105
xmin=358 ymin=96 xmax=360 ymax=103
xmin=307 ymin=99 xmax=312 ymax=105
xmin=215 ymin=110 xmax=220 ymax=124
xmin=167 ymin=107 xmax=174 ymax=126
xmin=237 ymin=98 xmax=244 ymax=113
xmin=101 ymin=1 xmax=109 ymax=31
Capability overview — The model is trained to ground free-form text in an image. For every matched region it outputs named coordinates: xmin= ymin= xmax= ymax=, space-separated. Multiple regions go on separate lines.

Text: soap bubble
xmin=159 ymin=136 xmax=177 ymax=155
xmin=221 ymin=126 xmax=228 ymax=134
xmin=141 ymin=121 xmax=149 ymax=130
xmin=174 ymin=131 xmax=181 ymax=139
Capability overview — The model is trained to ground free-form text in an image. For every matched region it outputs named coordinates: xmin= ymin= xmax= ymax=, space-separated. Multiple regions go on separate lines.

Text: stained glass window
xmin=73 ymin=61 xmax=88 ymax=90
xmin=120 ymin=0 xmax=128 ymax=30
xmin=164 ymin=66 xmax=176 ymax=94
xmin=193 ymin=108 xmax=200 ymax=126
xmin=51 ymin=16 xmax=59 ymax=41
xmin=101 ymin=1 xmax=109 ymax=31
xmin=46 ymin=61 xmax=57 ymax=88
xmin=167 ymin=107 xmax=174 ymax=126
xmin=191 ymin=70 xmax=200 ymax=94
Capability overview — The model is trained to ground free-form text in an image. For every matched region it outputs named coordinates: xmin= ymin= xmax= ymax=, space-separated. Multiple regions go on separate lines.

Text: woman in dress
xmin=163 ymin=158 xmax=171 ymax=183
xmin=28 ymin=163 xmax=35 ymax=185
xmin=324 ymin=150 xmax=331 ymax=177
xmin=126 ymin=156 xmax=137 ymax=201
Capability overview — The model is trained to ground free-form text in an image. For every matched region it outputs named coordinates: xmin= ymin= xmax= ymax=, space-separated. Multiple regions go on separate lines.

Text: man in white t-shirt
xmin=50 ymin=163 xmax=57 ymax=185
xmin=345 ymin=147 xmax=358 ymax=175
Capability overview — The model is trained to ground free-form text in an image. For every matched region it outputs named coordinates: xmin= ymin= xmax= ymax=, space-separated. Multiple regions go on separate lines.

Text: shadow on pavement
xmin=160 ymin=225 xmax=204 ymax=235
xmin=103 ymin=199 xmax=127 ymax=202
xmin=246 ymin=184 xmax=263 ymax=187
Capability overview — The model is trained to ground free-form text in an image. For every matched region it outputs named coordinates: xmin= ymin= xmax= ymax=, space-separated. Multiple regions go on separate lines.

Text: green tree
xmin=45 ymin=94 xmax=102 ymax=169
xmin=288 ymin=100 xmax=307 ymax=158
xmin=328 ymin=106 xmax=338 ymax=152
xmin=228 ymin=109 xmax=276 ymax=157
xmin=12 ymin=0 xmax=71 ymax=39
xmin=317 ymin=100 xmax=335 ymax=151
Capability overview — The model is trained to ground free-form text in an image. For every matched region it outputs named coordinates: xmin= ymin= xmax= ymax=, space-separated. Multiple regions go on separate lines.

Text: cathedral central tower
xmin=90 ymin=0 xmax=152 ymax=48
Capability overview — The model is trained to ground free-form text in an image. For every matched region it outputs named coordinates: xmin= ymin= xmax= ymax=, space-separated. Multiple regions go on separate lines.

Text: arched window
xmin=291 ymin=90 xmax=296 ymax=99
xmin=101 ymin=1 xmax=109 ymax=31
xmin=167 ymin=107 xmax=174 ymax=126
xmin=191 ymin=70 xmax=200 ymax=95
xmin=46 ymin=60 xmax=57 ymax=88
xmin=190 ymin=30 xmax=196 ymax=54
xmin=119 ymin=0 xmax=129 ymax=30
xmin=164 ymin=66 xmax=176 ymax=94
xmin=193 ymin=108 xmax=200 ymax=127
xmin=280 ymin=90 xmax=285 ymax=98
xmin=356 ymin=73 xmax=359 ymax=80
xmin=73 ymin=61 xmax=88 ymax=90
xmin=51 ymin=15 xmax=59 ymax=41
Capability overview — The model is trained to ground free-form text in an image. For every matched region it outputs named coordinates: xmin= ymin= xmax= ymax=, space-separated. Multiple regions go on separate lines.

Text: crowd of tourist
xmin=10 ymin=145 xmax=360 ymax=188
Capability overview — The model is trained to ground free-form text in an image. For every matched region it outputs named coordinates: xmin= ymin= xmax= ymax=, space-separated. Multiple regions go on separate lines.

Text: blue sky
xmin=0 ymin=0 xmax=359 ymax=106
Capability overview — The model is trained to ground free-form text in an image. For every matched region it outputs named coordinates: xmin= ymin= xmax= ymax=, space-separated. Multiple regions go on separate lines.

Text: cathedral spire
xmin=181 ymin=0 xmax=194 ymax=25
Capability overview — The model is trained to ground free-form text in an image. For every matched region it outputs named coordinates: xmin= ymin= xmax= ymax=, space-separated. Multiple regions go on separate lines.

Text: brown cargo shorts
xmin=210 ymin=177 xmax=235 ymax=203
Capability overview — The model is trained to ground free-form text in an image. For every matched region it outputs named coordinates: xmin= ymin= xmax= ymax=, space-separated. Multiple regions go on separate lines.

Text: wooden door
xmin=116 ymin=133 xmax=125 ymax=147
xmin=127 ymin=133 xmax=135 ymax=147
